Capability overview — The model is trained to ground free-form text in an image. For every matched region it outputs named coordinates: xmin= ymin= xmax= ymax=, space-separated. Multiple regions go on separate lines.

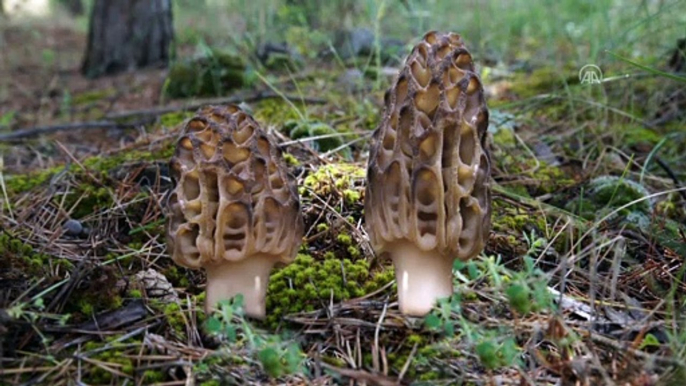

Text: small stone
xmin=337 ymin=69 xmax=364 ymax=92
xmin=63 ymin=219 xmax=83 ymax=237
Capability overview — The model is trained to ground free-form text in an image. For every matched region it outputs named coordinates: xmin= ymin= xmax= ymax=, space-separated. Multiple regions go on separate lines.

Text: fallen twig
xmin=320 ymin=362 xmax=404 ymax=386
xmin=0 ymin=91 xmax=327 ymax=141
xmin=104 ymin=90 xmax=328 ymax=121
xmin=0 ymin=120 xmax=149 ymax=141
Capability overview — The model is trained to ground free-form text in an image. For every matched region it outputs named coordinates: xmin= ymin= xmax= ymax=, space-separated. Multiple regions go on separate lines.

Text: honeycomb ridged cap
xmin=165 ymin=104 xmax=304 ymax=269
xmin=365 ymin=31 xmax=492 ymax=260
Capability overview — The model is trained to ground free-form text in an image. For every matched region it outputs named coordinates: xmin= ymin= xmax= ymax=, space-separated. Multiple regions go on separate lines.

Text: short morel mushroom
xmin=165 ymin=104 xmax=304 ymax=319
xmin=365 ymin=31 xmax=491 ymax=316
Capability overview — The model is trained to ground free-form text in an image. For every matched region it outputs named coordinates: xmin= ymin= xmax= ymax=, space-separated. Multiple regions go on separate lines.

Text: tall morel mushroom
xmin=365 ymin=31 xmax=491 ymax=316
xmin=165 ymin=104 xmax=304 ymax=319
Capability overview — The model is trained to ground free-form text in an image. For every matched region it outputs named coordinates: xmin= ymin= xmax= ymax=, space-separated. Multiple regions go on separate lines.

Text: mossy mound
xmin=252 ymin=99 xmax=306 ymax=126
xmin=508 ymin=66 xmax=578 ymax=98
xmin=567 ymin=175 xmax=652 ymax=220
xmin=265 ymin=253 xmax=394 ymax=327
xmin=300 ymin=163 xmax=365 ymax=204
xmin=0 ymin=231 xmax=74 ymax=279
xmin=165 ymin=49 xmax=251 ymax=98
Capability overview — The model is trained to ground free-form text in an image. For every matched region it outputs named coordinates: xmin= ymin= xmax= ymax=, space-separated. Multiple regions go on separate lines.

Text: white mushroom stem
xmin=204 ymin=253 xmax=277 ymax=319
xmin=386 ymin=240 xmax=455 ymax=316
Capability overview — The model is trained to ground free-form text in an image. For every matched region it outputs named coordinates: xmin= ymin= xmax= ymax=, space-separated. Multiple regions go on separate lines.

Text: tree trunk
xmin=57 ymin=0 xmax=84 ymax=16
xmin=81 ymin=0 xmax=173 ymax=78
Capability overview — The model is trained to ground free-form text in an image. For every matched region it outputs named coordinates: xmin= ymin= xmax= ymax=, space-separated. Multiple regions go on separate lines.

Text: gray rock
xmin=63 ymin=219 xmax=83 ymax=237
xmin=337 ymin=68 xmax=364 ymax=92
xmin=256 ymin=41 xmax=304 ymax=70
xmin=333 ymin=27 xmax=407 ymax=65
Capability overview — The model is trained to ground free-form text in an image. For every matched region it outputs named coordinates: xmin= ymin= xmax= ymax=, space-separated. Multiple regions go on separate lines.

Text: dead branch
xmin=104 ymin=90 xmax=328 ymax=121
xmin=0 ymin=120 xmax=150 ymax=141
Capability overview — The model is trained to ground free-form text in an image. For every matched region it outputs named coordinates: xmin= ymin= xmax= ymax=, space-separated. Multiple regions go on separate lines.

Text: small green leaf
xmin=205 ymin=316 xmax=221 ymax=334
xmin=476 ymin=340 xmax=499 ymax=370
xmin=467 ymin=261 xmax=480 ymax=280
xmin=639 ymin=333 xmax=661 ymax=350
xmin=424 ymin=313 xmax=442 ymax=330
xmin=506 ymin=284 xmax=531 ymax=314
xmin=0 ymin=111 xmax=15 ymax=128
xmin=224 ymin=325 xmax=237 ymax=342
xmin=258 ymin=347 xmax=283 ymax=378
xmin=444 ymin=321 xmax=455 ymax=337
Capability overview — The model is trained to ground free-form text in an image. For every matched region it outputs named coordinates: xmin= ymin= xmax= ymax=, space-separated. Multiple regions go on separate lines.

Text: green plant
xmin=204 ymin=296 xmax=306 ymax=378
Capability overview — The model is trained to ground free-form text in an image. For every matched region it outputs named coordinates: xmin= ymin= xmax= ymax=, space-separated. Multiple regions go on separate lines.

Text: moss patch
xmin=253 ymin=99 xmax=305 ymax=127
xmin=265 ymin=253 xmax=394 ymax=328
xmin=300 ymin=163 xmax=366 ymax=204
xmin=0 ymin=231 xmax=74 ymax=277
xmin=566 ymin=175 xmax=652 ymax=220
xmin=165 ymin=49 xmax=250 ymax=98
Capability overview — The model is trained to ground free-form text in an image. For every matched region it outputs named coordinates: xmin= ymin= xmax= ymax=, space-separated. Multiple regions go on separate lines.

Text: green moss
xmin=4 ymin=167 xmax=61 ymax=196
xmin=620 ymin=124 xmax=662 ymax=147
xmin=64 ymin=272 xmax=123 ymax=319
xmin=265 ymin=254 xmax=392 ymax=328
xmin=253 ymin=99 xmax=303 ymax=126
xmin=509 ymin=66 xmax=577 ymax=98
xmin=342 ymin=189 xmax=360 ymax=205
xmin=282 ymin=152 xmax=300 ymax=166
xmin=498 ymin=153 xmax=575 ymax=196
xmin=492 ymin=200 xmax=547 ymax=234
xmin=163 ymin=265 xmax=190 ymax=288
xmin=336 ymin=233 xmax=352 ymax=245
xmin=72 ymin=88 xmax=116 ymax=105
xmin=142 ymin=370 xmax=166 ymax=383
xmin=165 ymin=49 xmax=249 ymax=98
xmin=300 ymin=163 xmax=365 ymax=198
xmin=0 ymin=231 xmax=74 ymax=277
xmin=347 ymin=245 xmax=361 ymax=259
xmin=79 ymin=338 xmax=138 ymax=383
xmin=13 ymin=145 xmax=174 ymax=219
xmin=163 ymin=302 xmax=187 ymax=336
xmin=58 ymin=185 xmax=112 ymax=219
xmin=160 ymin=111 xmax=194 ymax=127
xmin=492 ymin=126 xmax=516 ymax=147
xmin=567 ymin=175 xmax=652 ymax=220
xmin=78 ymin=300 xmax=94 ymax=315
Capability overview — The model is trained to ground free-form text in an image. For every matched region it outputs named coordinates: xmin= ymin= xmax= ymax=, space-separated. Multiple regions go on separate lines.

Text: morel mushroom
xmin=365 ymin=31 xmax=491 ymax=316
xmin=165 ymin=104 xmax=304 ymax=319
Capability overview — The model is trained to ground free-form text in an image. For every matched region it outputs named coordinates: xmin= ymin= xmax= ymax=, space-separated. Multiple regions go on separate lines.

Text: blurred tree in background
xmin=81 ymin=0 xmax=174 ymax=78
xmin=56 ymin=0 xmax=83 ymax=16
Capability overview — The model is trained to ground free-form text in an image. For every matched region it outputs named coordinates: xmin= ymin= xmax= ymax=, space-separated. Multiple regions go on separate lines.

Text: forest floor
xmin=1 ymin=10 xmax=686 ymax=386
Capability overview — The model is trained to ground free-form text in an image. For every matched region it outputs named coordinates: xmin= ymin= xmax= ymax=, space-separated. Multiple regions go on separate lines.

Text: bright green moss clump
xmin=0 ymin=232 xmax=73 ymax=276
xmin=160 ymin=111 xmax=194 ymax=127
xmin=497 ymin=155 xmax=575 ymax=197
xmin=301 ymin=163 xmax=365 ymax=203
xmin=253 ymin=99 xmax=303 ymax=126
xmin=508 ymin=67 xmax=577 ymax=98
xmin=265 ymin=254 xmax=394 ymax=327
xmin=4 ymin=167 xmax=61 ymax=196
xmin=79 ymin=339 xmax=137 ymax=383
